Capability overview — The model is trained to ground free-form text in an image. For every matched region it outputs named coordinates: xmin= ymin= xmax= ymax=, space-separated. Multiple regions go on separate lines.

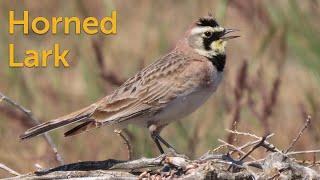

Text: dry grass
xmin=0 ymin=0 xmax=319 ymax=177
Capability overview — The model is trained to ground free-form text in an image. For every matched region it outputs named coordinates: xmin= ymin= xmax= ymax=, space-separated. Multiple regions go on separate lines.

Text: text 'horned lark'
xmin=20 ymin=15 xmax=239 ymax=154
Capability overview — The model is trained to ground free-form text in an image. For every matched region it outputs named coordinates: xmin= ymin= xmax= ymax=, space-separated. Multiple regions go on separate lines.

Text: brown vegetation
xmin=0 ymin=0 xmax=320 ymax=179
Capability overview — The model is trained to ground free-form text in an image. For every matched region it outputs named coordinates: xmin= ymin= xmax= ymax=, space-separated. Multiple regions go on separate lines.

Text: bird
xmin=20 ymin=15 xmax=239 ymax=154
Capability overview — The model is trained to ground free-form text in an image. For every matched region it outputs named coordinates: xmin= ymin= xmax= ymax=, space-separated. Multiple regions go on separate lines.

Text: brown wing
xmin=92 ymin=51 xmax=192 ymax=124
xmin=63 ymin=51 xmax=193 ymax=136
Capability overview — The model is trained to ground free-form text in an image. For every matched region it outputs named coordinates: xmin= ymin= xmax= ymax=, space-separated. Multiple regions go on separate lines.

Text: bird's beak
xmin=221 ymin=28 xmax=240 ymax=40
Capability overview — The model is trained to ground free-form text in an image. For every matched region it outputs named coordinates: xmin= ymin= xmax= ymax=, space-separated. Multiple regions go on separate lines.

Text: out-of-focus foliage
xmin=0 ymin=0 xmax=319 ymax=176
xmin=265 ymin=0 xmax=320 ymax=78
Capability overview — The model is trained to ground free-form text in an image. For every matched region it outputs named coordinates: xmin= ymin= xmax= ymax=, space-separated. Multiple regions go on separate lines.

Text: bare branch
xmin=35 ymin=154 xmax=166 ymax=175
xmin=226 ymin=129 xmax=280 ymax=153
xmin=0 ymin=163 xmax=20 ymax=176
xmin=286 ymin=150 xmax=320 ymax=156
xmin=211 ymin=144 xmax=228 ymax=153
xmin=0 ymin=92 xmax=64 ymax=165
xmin=218 ymin=139 xmax=256 ymax=161
xmin=114 ymin=129 xmax=133 ymax=160
xmin=284 ymin=115 xmax=312 ymax=153
xmin=0 ymin=92 xmax=37 ymax=124
xmin=6 ymin=131 xmax=320 ymax=179
xmin=239 ymin=136 xmax=266 ymax=162
xmin=226 ymin=129 xmax=264 ymax=140
xmin=12 ymin=170 xmax=136 ymax=179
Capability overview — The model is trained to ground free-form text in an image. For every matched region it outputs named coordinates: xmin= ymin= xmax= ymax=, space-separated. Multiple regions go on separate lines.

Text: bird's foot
xmin=222 ymin=153 xmax=244 ymax=172
xmin=165 ymin=148 xmax=189 ymax=160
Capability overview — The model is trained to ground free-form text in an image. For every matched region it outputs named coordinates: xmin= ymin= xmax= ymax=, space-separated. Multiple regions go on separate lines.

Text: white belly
xmin=144 ymin=72 xmax=223 ymax=127
xmin=154 ymin=88 xmax=214 ymax=123
xmin=112 ymin=70 xmax=224 ymax=129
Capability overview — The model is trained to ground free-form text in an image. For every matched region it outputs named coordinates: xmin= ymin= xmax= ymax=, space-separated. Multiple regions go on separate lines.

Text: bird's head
xmin=185 ymin=15 xmax=239 ymax=59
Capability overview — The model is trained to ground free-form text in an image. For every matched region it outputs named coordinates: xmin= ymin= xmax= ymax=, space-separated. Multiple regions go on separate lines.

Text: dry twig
xmin=218 ymin=139 xmax=256 ymax=161
xmin=0 ymin=163 xmax=20 ymax=176
xmin=226 ymin=129 xmax=264 ymax=140
xmin=114 ymin=129 xmax=133 ymax=160
xmin=286 ymin=150 xmax=320 ymax=156
xmin=226 ymin=129 xmax=280 ymax=153
xmin=284 ymin=115 xmax=312 ymax=153
xmin=211 ymin=144 xmax=228 ymax=153
xmin=6 ymin=130 xmax=320 ymax=179
xmin=35 ymin=154 xmax=166 ymax=175
xmin=239 ymin=136 xmax=266 ymax=162
xmin=0 ymin=92 xmax=64 ymax=165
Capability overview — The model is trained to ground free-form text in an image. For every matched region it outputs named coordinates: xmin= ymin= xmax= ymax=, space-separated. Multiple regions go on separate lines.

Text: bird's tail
xmin=20 ymin=105 xmax=96 ymax=140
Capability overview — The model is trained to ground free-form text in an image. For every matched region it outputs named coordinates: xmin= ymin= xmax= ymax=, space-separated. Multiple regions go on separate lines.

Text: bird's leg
xmin=148 ymin=124 xmax=176 ymax=154
xmin=148 ymin=124 xmax=189 ymax=159
xmin=154 ymin=132 xmax=191 ymax=159
xmin=153 ymin=133 xmax=176 ymax=151
xmin=151 ymin=133 xmax=165 ymax=154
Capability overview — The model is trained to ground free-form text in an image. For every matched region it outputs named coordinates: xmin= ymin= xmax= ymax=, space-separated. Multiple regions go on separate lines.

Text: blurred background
xmin=0 ymin=0 xmax=320 ymax=176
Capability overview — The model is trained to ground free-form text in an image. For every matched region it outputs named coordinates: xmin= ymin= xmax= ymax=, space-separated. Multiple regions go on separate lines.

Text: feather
xmin=64 ymin=120 xmax=95 ymax=137
xmin=20 ymin=105 xmax=96 ymax=140
xmin=197 ymin=16 xmax=219 ymax=28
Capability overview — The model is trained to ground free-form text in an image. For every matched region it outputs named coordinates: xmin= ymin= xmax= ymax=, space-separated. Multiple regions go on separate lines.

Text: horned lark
xmin=21 ymin=15 xmax=239 ymax=154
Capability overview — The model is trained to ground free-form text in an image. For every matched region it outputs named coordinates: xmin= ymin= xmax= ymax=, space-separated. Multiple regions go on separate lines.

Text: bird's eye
xmin=204 ymin=31 xmax=212 ymax=38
